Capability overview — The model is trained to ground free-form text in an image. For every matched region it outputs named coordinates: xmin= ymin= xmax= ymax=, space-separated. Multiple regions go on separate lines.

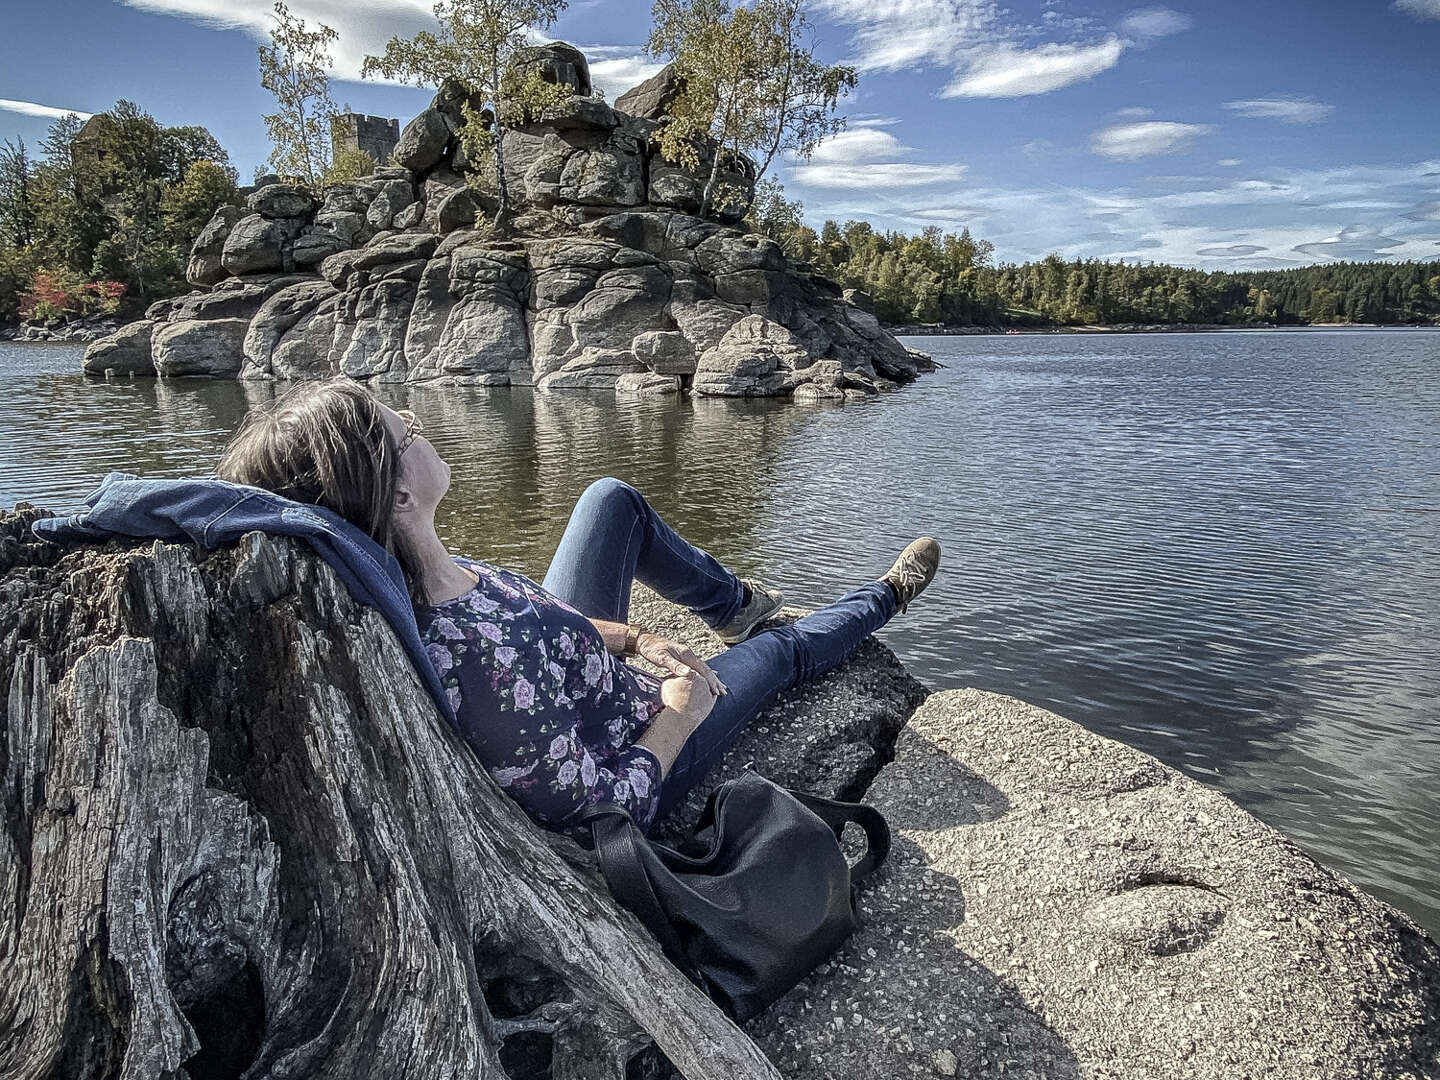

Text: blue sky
xmin=4 ymin=0 xmax=1438 ymax=269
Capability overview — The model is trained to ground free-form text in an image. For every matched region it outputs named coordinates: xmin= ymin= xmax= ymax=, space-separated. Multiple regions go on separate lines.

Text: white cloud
xmin=1118 ymin=7 xmax=1193 ymax=41
xmin=1224 ymin=95 xmax=1334 ymax=124
xmin=1216 ymin=158 xmax=1242 ymax=166
xmin=814 ymin=0 xmax=1001 ymax=72
xmin=1405 ymin=200 xmax=1440 ymax=221
xmin=850 ymin=114 xmax=902 ymax=128
xmin=1111 ymin=106 xmax=1154 ymax=120
xmin=0 ymin=98 xmax=94 ymax=121
xmin=588 ymin=56 xmax=665 ymax=98
xmin=1393 ymin=0 xmax=1440 ymax=18
xmin=1196 ymin=244 xmax=1267 ymax=256
xmin=790 ymin=162 xmax=968 ymax=188
xmin=121 ymin=0 xmax=443 ymax=82
xmin=944 ymin=38 xmax=1126 ymax=97
xmin=1292 ymin=224 xmax=1406 ymax=260
xmin=904 ymin=205 xmax=987 ymax=222
xmin=807 ymin=128 xmax=906 ymax=164
xmin=1091 ymin=121 xmax=1213 ymax=160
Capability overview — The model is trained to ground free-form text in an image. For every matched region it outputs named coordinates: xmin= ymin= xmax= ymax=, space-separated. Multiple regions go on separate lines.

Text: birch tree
xmin=258 ymin=1 xmax=339 ymax=186
xmin=647 ymin=0 xmax=855 ymax=216
xmin=361 ymin=0 xmax=570 ymax=228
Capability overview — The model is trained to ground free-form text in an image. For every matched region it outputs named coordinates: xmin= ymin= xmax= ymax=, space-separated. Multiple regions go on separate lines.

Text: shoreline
xmin=887 ymin=321 xmax=1440 ymax=336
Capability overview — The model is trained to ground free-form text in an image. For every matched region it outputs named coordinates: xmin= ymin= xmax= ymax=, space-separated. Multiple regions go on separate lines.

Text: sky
xmin=3 ymin=0 xmax=1438 ymax=270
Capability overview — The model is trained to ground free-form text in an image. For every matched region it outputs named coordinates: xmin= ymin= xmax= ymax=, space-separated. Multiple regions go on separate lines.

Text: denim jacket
xmin=30 ymin=472 xmax=455 ymax=724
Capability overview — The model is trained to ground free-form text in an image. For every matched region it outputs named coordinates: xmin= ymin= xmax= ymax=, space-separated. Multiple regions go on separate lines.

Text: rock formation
xmin=83 ymin=45 xmax=930 ymax=402
xmin=5 ymin=502 xmax=1437 ymax=1080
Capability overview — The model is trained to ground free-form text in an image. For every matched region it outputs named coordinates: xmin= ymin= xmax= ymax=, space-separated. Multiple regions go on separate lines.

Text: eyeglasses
xmin=395 ymin=409 xmax=424 ymax=456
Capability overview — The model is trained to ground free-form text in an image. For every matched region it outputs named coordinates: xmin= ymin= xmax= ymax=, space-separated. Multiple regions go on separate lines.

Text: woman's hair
xmin=216 ymin=379 xmax=425 ymax=604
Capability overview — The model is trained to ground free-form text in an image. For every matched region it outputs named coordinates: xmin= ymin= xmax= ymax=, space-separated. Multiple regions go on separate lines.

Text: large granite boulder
xmin=152 ymin=318 xmax=251 ymax=377
xmin=511 ymin=41 xmax=591 ymax=96
xmin=221 ymin=214 xmax=289 ymax=276
xmin=615 ymin=63 xmax=685 ymax=120
xmin=693 ymin=315 xmax=810 ymax=397
xmin=247 ymin=183 xmax=316 ymax=219
xmin=186 ymin=205 xmax=246 ymax=287
xmin=393 ymin=108 xmax=452 ymax=172
xmin=82 ymin=318 xmax=155 ymax=375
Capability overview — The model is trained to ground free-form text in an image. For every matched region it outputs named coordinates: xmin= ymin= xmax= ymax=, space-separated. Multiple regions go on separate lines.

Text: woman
xmin=218 ymin=380 xmax=940 ymax=834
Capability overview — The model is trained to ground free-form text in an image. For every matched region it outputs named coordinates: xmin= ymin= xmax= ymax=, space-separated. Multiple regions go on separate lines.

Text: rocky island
xmin=81 ymin=45 xmax=930 ymax=403
xmin=2 ymin=504 xmax=1437 ymax=1079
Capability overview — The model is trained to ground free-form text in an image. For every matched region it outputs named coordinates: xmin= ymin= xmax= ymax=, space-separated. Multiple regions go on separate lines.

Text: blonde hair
xmin=217 ymin=379 xmax=424 ymax=604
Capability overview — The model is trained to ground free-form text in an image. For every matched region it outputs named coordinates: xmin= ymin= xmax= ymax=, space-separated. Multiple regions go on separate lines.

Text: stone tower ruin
xmin=330 ymin=113 xmax=399 ymax=165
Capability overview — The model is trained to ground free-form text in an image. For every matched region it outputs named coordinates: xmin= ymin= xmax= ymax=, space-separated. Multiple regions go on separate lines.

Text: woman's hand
xmin=637 ymin=633 xmax=727 ymax=698
xmin=659 ymin=669 xmax=718 ymax=726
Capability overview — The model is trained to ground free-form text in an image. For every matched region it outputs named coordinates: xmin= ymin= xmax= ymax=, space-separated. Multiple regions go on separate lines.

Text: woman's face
xmin=379 ymin=403 xmax=451 ymax=518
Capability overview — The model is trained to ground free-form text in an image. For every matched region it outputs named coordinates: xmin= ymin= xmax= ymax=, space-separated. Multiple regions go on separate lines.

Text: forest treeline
xmin=746 ymin=200 xmax=1440 ymax=328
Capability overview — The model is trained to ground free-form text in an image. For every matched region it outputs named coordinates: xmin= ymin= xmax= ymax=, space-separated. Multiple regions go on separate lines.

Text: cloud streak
xmin=0 ymin=98 xmax=94 ymax=121
xmin=1224 ymin=95 xmax=1334 ymax=124
xmin=943 ymin=39 xmax=1126 ymax=98
xmin=1392 ymin=0 xmax=1440 ymax=18
xmin=1091 ymin=121 xmax=1213 ymax=160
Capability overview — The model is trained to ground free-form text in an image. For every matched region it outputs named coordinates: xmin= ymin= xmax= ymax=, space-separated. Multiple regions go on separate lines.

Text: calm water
xmin=3 ymin=330 xmax=1438 ymax=933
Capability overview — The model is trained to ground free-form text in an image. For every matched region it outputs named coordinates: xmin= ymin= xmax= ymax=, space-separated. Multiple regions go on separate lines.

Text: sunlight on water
xmin=3 ymin=330 xmax=1439 ymax=932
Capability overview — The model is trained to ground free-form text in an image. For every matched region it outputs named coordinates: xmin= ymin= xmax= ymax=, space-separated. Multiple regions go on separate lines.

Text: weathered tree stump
xmin=0 ymin=507 xmax=781 ymax=1080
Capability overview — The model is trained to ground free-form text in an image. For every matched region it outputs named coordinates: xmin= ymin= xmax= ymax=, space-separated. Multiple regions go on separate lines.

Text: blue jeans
xmin=541 ymin=478 xmax=898 ymax=826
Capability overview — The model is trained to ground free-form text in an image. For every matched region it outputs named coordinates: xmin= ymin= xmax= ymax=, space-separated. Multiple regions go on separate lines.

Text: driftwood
xmin=0 ymin=507 xmax=781 ymax=1080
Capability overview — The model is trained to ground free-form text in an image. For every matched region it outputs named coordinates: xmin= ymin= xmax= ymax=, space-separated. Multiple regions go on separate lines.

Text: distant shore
xmin=887 ymin=321 xmax=1440 ymax=336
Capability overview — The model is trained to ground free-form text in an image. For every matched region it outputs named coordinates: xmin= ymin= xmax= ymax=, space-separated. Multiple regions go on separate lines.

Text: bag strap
xmin=574 ymin=804 xmax=704 ymax=986
xmin=787 ymin=790 xmax=892 ymax=886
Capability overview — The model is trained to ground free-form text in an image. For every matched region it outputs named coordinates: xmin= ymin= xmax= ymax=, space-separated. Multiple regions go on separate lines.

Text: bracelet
xmin=623 ymin=624 xmax=644 ymax=657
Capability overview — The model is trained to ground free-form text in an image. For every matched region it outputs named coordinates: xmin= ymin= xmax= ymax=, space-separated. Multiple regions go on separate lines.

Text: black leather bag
xmin=576 ymin=770 xmax=891 ymax=1022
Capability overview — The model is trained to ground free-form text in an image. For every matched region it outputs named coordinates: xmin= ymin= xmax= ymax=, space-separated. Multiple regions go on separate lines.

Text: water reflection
xmin=3 ymin=332 xmax=1439 ymax=936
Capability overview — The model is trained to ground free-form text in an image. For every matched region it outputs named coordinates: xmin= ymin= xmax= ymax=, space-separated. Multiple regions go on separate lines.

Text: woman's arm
xmin=588 ymin=618 xmax=726 ymax=697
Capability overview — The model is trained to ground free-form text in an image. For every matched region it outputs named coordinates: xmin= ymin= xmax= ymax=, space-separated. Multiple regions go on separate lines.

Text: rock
xmin=632 ymin=329 xmax=696 ymax=374
xmin=365 ymin=179 xmax=416 ymax=231
xmin=292 ymin=229 xmax=351 ymax=267
xmin=313 ymin=208 xmax=369 ymax=246
xmin=152 ymin=317 xmax=251 ymax=377
xmin=430 ymin=77 xmax=486 ymax=130
xmin=615 ymin=371 xmax=681 ymax=396
xmin=393 ymin=108 xmax=452 ymax=172
xmin=82 ymin=319 xmax=155 ymax=376
xmin=843 ymin=287 xmax=874 ymax=313
xmin=248 ymin=183 xmax=317 ymax=219
xmin=695 ymin=232 xmax=785 ymax=276
xmin=745 ymin=688 xmax=1440 ymax=1080
xmin=392 ymin=201 xmax=425 ymax=230
xmin=537 ymin=346 xmax=642 ymax=391
xmin=433 ymin=186 xmax=482 ymax=233
xmin=186 ymin=205 xmax=245 ymax=287
xmin=693 ymin=315 xmax=809 ymax=397
xmin=221 ymin=214 xmax=289 ymax=276
xmin=615 ymin=63 xmax=685 ymax=120
xmin=511 ymin=41 xmax=591 ymax=97
xmin=648 ymin=162 xmax=703 ymax=213
xmin=241 ymin=280 xmax=339 ymax=378
xmin=319 ymin=232 xmax=441 ymax=286
xmin=335 ymin=278 xmax=418 ymax=380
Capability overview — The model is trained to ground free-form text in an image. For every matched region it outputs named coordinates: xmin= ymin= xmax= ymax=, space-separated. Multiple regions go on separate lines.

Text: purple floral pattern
xmin=418 ymin=556 xmax=666 ymax=831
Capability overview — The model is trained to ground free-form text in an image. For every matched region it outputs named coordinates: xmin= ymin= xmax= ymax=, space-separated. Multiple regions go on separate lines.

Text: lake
xmin=3 ymin=329 xmax=1438 ymax=934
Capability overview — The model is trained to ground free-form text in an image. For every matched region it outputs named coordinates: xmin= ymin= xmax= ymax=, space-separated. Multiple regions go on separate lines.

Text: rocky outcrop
xmin=84 ymin=43 xmax=930 ymax=403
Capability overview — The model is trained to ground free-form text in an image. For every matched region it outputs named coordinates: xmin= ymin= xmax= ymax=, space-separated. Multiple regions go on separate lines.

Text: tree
xmin=321 ymin=147 xmax=377 ymax=188
xmin=362 ymin=0 xmax=570 ymax=227
xmin=648 ymin=0 xmax=855 ymax=215
xmin=258 ymin=1 xmax=339 ymax=186
xmin=0 ymin=138 xmax=36 ymax=249
xmin=162 ymin=159 xmax=240 ymax=247
xmin=85 ymin=100 xmax=179 ymax=301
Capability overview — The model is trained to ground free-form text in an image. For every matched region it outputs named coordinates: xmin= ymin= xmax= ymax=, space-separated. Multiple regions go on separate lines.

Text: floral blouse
xmin=418 ymin=556 xmax=668 ymax=832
